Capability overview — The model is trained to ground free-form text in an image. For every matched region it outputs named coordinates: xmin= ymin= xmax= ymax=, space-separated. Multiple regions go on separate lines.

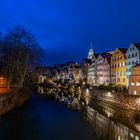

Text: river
xmin=0 ymin=93 xmax=139 ymax=140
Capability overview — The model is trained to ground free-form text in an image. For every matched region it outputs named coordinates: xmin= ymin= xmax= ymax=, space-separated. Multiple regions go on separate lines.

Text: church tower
xmin=88 ymin=42 xmax=94 ymax=59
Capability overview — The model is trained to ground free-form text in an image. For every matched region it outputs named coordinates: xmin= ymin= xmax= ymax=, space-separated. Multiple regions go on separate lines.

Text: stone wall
xmin=94 ymin=90 xmax=140 ymax=111
xmin=0 ymin=87 xmax=32 ymax=116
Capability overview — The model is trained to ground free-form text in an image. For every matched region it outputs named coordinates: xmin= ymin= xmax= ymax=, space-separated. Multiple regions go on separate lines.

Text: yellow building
xmin=111 ymin=48 xmax=127 ymax=86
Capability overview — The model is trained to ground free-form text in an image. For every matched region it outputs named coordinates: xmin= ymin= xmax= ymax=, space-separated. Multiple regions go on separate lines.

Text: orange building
xmin=129 ymin=64 xmax=140 ymax=96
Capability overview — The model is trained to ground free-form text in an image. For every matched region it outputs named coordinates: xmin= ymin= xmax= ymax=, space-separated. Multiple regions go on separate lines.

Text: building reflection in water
xmin=37 ymin=86 xmax=140 ymax=140
xmin=81 ymin=106 xmax=140 ymax=140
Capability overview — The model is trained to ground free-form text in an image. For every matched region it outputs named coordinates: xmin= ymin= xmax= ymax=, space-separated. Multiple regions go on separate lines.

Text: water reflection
xmin=36 ymin=86 xmax=140 ymax=140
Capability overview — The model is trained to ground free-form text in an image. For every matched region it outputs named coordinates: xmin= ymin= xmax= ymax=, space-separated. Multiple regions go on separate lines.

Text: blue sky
xmin=0 ymin=0 xmax=140 ymax=65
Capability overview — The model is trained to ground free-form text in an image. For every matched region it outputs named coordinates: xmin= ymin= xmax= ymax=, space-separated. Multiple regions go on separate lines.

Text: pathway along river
xmin=0 ymin=93 xmax=140 ymax=140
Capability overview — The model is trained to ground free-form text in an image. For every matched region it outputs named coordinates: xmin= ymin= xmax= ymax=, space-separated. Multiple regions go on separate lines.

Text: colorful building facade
xmin=111 ymin=48 xmax=127 ymax=86
xmin=103 ymin=53 xmax=112 ymax=85
xmin=96 ymin=53 xmax=111 ymax=85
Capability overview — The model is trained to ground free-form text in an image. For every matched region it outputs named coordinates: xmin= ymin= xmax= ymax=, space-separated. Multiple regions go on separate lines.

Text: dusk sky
xmin=0 ymin=0 xmax=140 ymax=66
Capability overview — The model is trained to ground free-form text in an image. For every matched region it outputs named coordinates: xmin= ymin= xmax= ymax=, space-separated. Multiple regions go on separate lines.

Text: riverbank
xmin=90 ymin=89 xmax=140 ymax=113
xmin=0 ymin=87 xmax=32 ymax=116
xmin=36 ymin=81 xmax=140 ymax=112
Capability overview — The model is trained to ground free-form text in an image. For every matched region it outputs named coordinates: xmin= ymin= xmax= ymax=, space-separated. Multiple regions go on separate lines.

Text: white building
xmin=96 ymin=54 xmax=104 ymax=85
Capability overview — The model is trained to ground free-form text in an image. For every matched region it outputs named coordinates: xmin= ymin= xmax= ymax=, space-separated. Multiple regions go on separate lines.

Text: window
xmin=131 ymin=81 xmax=135 ymax=86
xmin=129 ymin=61 xmax=131 ymax=65
xmin=123 ymin=71 xmax=125 ymax=76
xmin=120 ymin=63 xmax=121 ymax=67
xmin=136 ymin=81 xmax=140 ymax=86
xmin=135 ymin=52 xmax=138 ymax=57
xmin=132 ymin=61 xmax=134 ymax=65
xmin=130 ymin=132 xmax=134 ymax=138
xmin=136 ymin=60 xmax=138 ymax=64
xmin=125 ymin=55 xmax=127 ymax=59
xmin=117 ymin=78 xmax=120 ymax=82
xmin=136 ymin=136 xmax=139 ymax=140
xmin=132 ymin=53 xmax=134 ymax=58
xmin=134 ymin=90 xmax=137 ymax=95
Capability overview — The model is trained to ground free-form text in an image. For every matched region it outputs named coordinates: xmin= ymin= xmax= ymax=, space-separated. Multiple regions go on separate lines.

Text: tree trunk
xmin=19 ymin=54 xmax=29 ymax=88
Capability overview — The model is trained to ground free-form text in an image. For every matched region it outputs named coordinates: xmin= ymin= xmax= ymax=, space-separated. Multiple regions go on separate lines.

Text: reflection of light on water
xmin=84 ymin=89 xmax=91 ymax=105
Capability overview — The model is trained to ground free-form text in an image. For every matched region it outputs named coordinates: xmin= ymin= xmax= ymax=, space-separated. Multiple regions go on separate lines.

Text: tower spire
xmin=88 ymin=42 xmax=94 ymax=59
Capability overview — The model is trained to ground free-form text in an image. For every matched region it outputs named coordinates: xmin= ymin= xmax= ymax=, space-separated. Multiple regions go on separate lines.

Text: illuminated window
xmin=136 ymin=136 xmax=139 ymax=140
xmin=134 ymin=90 xmax=137 ymax=95
xmin=118 ymin=136 xmax=120 ymax=140
xmin=131 ymin=81 xmax=135 ymax=86
xmin=136 ymin=81 xmax=140 ymax=86
xmin=130 ymin=133 xmax=134 ymax=138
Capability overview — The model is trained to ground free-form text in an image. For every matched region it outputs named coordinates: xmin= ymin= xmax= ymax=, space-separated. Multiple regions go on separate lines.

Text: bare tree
xmin=2 ymin=26 xmax=42 ymax=88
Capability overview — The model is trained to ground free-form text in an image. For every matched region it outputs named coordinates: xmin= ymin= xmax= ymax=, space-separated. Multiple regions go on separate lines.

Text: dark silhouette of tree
xmin=2 ymin=26 xmax=42 ymax=88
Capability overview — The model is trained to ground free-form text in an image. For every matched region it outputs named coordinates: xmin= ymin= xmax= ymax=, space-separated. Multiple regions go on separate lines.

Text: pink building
xmin=96 ymin=53 xmax=112 ymax=85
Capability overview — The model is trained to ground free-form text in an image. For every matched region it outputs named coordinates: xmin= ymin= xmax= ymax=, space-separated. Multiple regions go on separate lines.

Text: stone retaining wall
xmin=0 ymin=87 xmax=32 ymax=116
xmin=93 ymin=90 xmax=140 ymax=111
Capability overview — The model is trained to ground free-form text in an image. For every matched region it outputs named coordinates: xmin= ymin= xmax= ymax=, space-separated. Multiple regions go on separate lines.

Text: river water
xmin=0 ymin=93 xmax=139 ymax=140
